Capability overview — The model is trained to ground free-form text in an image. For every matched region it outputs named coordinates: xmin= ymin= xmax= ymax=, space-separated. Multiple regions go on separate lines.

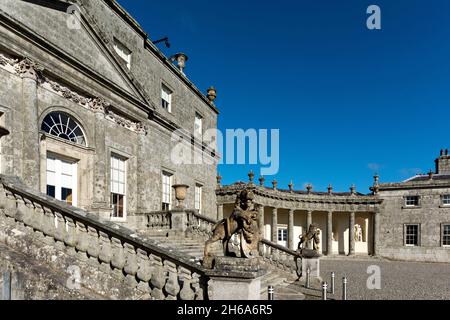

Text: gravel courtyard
xmin=296 ymin=257 xmax=450 ymax=300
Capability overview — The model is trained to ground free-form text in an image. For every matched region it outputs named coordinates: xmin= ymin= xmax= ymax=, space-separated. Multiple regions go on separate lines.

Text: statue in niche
xmin=354 ymin=224 xmax=363 ymax=242
xmin=202 ymin=189 xmax=260 ymax=268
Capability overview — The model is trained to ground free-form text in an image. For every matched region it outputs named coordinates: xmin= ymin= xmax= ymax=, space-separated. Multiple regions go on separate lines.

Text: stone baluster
xmin=14 ymin=196 xmax=26 ymax=223
xmin=192 ymin=273 xmax=204 ymax=300
xmin=136 ymin=249 xmax=152 ymax=293
xmin=3 ymin=190 xmax=17 ymax=219
xmin=64 ymin=217 xmax=77 ymax=254
xmin=111 ymin=237 xmax=126 ymax=277
xmin=75 ymin=221 xmax=89 ymax=260
xmin=54 ymin=212 xmax=67 ymax=245
xmin=87 ymin=226 xmax=100 ymax=262
xmin=98 ymin=232 xmax=112 ymax=271
xmin=124 ymin=243 xmax=138 ymax=287
xmin=179 ymin=267 xmax=195 ymax=300
xmin=32 ymin=205 xmax=45 ymax=235
xmin=18 ymin=197 xmax=34 ymax=227
xmin=42 ymin=207 xmax=56 ymax=241
xmin=150 ymin=254 xmax=166 ymax=300
xmin=164 ymin=260 xmax=180 ymax=300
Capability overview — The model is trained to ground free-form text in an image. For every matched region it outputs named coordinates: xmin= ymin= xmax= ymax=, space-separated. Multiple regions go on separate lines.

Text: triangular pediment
xmin=0 ymin=0 xmax=146 ymax=102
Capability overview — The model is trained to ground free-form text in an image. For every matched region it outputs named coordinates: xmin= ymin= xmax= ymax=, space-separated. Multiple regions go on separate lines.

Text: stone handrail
xmin=0 ymin=175 xmax=208 ymax=300
xmin=260 ymin=239 xmax=299 ymax=276
xmin=186 ymin=210 xmax=217 ymax=239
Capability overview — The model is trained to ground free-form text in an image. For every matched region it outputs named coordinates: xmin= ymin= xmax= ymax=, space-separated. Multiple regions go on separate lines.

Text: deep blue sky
xmin=120 ymin=0 xmax=450 ymax=194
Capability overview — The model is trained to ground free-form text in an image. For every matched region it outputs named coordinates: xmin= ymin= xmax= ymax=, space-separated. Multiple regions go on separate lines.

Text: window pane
xmin=62 ymin=188 xmax=73 ymax=205
xmin=47 ymin=185 xmax=55 ymax=198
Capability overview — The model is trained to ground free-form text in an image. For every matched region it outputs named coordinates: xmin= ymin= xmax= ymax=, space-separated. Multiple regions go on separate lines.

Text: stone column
xmin=349 ymin=211 xmax=355 ymax=256
xmin=271 ymin=208 xmax=278 ymax=243
xmin=90 ymin=98 xmax=110 ymax=219
xmin=217 ymin=204 xmax=224 ymax=221
xmin=373 ymin=211 xmax=379 ymax=256
xmin=306 ymin=210 xmax=312 ymax=249
xmin=16 ymin=58 xmax=40 ymax=189
xmin=327 ymin=211 xmax=333 ymax=255
xmin=288 ymin=209 xmax=294 ymax=250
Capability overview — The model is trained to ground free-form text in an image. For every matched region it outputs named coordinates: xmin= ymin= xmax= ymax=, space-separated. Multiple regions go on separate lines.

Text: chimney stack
xmin=436 ymin=149 xmax=450 ymax=175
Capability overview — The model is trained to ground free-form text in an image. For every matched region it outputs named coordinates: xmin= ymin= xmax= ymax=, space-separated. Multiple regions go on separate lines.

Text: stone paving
xmin=295 ymin=257 xmax=450 ymax=300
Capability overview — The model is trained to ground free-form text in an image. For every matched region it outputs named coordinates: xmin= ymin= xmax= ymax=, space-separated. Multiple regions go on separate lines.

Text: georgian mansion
xmin=0 ymin=0 xmax=449 ymax=300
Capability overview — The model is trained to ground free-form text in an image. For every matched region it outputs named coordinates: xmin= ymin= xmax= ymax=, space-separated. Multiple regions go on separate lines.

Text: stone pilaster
xmin=327 ymin=211 xmax=333 ymax=255
xmin=288 ymin=209 xmax=294 ymax=249
xmin=16 ymin=58 xmax=41 ymax=189
xmin=137 ymin=129 xmax=150 ymax=213
xmin=90 ymin=98 xmax=110 ymax=218
xmin=271 ymin=208 xmax=278 ymax=243
xmin=349 ymin=211 xmax=355 ymax=256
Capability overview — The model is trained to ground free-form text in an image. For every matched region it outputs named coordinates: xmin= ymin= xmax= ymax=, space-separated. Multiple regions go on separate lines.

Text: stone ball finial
xmin=259 ymin=176 xmax=265 ymax=187
xmin=350 ymin=184 xmax=356 ymax=195
xmin=306 ymin=184 xmax=313 ymax=194
xmin=328 ymin=184 xmax=333 ymax=194
xmin=288 ymin=180 xmax=294 ymax=192
xmin=428 ymin=169 xmax=434 ymax=179
xmin=207 ymin=86 xmax=217 ymax=103
xmin=272 ymin=179 xmax=277 ymax=190
xmin=248 ymin=170 xmax=255 ymax=184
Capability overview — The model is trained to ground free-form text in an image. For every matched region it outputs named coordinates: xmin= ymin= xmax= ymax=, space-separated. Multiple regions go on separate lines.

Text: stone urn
xmin=172 ymin=184 xmax=189 ymax=209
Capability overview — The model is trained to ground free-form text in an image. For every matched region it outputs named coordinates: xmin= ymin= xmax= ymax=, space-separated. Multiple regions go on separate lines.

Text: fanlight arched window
xmin=41 ymin=112 xmax=86 ymax=146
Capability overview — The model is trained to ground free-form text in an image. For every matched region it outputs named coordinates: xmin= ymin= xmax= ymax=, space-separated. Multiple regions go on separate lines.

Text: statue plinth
xmin=206 ymin=256 xmax=267 ymax=300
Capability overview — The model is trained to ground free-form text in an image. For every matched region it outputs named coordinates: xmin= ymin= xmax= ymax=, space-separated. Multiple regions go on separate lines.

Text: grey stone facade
xmin=0 ymin=0 xmax=219 ymax=229
xmin=373 ymin=150 xmax=450 ymax=263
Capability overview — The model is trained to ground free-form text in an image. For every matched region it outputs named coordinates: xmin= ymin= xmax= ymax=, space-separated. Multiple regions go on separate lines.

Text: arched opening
xmin=41 ymin=111 xmax=86 ymax=146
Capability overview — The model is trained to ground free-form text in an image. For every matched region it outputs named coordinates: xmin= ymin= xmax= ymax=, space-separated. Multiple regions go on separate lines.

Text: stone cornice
xmin=216 ymin=183 xmax=382 ymax=206
xmin=375 ymin=180 xmax=450 ymax=191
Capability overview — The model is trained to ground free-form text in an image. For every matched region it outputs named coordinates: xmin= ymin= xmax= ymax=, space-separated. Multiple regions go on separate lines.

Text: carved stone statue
xmin=203 ymin=189 xmax=260 ymax=268
xmin=298 ymin=223 xmax=321 ymax=252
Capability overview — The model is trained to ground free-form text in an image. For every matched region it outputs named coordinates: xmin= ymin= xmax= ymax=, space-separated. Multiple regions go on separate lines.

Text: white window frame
xmin=161 ymin=84 xmax=172 ymax=113
xmin=442 ymin=195 xmax=450 ymax=206
xmin=277 ymin=226 xmax=288 ymax=247
xmin=46 ymin=154 xmax=78 ymax=207
xmin=194 ymin=112 xmax=203 ymax=136
xmin=405 ymin=196 xmax=420 ymax=207
xmin=404 ymin=224 xmax=420 ymax=247
xmin=162 ymin=171 xmax=173 ymax=211
xmin=194 ymin=184 xmax=203 ymax=214
xmin=110 ymin=154 xmax=127 ymax=221
xmin=442 ymin=224 xmax=450 ymax=247
xmin=113 ymin=38 xmax=132 ymax=69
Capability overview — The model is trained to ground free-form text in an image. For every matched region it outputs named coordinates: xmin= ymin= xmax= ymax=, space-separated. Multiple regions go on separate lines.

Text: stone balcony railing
xmin=0 ymin=175 xmax=208 ymax=300
xmin=145 ymin=208 xmax=300 ymax=277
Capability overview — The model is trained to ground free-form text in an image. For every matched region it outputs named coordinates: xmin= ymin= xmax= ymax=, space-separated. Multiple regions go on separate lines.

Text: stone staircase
xmin=142 ymin=230 xmax=305 ymax=300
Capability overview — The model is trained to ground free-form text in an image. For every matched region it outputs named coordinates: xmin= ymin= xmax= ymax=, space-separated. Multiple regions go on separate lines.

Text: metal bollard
xmin=342 ymin=277 xmax=348 ymax=300
xmin=2 ymin=272 xmax=11 ymax=300
xmin=322 ymin=282 xmax=328 ymax=300
xmin=268 ymin=285 xmax=274 ymax=300
xmin=305 ymin=267 xmax=311 ymax=288
xmin=330 ymin=272 xmax=335 ymax=294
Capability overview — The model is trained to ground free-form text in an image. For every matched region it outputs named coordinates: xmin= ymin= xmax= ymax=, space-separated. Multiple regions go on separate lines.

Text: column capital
xmin=88 ymin=97 xmax=110 ymax=114
xmin=15 ymin=57 xmax=43 ymax=80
